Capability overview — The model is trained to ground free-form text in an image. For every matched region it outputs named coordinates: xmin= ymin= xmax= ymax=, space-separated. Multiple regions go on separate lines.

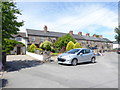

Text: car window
xmin=67 ymin=49 xmax=80 ymax=54
xmin=78 ymin=49 xmax=85 ymax=54
xmin=85 ymin=49 xmax=90 ymax=54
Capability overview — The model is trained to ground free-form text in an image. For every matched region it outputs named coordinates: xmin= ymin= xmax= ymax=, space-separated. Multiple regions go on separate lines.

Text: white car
xmin=58 ymin=48 xmax=96 ymax=66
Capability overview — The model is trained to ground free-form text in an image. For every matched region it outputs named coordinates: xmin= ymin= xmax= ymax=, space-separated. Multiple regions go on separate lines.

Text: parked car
xmin=117 ymin=48 xmax=120 ymax=54
xmin=57 ymin=48 xmax=96 ymax=66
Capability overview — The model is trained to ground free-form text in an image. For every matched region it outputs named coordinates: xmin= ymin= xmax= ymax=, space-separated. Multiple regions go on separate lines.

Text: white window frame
xmin=16 ymin=37 xmax=22 ymax=41
xmin=32 ymin=36 xmax=35 ymax=41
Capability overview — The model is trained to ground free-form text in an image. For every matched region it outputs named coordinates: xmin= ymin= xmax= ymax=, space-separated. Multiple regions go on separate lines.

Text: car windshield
xmin=67 ymin=49 xmax=80 ymax=54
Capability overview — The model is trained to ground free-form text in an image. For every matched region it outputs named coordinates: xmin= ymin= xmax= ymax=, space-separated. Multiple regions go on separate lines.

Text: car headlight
xmin=64 ymin=56 xmax=72 ymax=59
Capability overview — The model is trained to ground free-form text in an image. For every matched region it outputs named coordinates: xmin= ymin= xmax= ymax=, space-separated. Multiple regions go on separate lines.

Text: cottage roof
xmin=26 ymin=29 xmax=112 ymax=42
xmin=12 ymin=32 xmax=28 ymax=39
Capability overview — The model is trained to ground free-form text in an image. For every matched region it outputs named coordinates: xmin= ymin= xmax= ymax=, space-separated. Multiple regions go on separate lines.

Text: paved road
xmin=2 ymin=52 xmax=118 ymax=88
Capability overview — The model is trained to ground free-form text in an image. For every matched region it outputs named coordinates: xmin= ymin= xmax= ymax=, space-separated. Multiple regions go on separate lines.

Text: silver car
xmin=57 ymin=48 xmax=96 ymax=66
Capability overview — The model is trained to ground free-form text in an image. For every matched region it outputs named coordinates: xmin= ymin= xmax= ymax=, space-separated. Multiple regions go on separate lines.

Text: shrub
xmin=28 ymin=43 xmax=37 ymax=53
xmin=39 ymin=40 xmax=52 ymax=51
xmin=60 ymin=46 xmax=66 ymax=53
xmin=74 ymin=42 xmax=82 ymax=48
xmin=36 ymin=48 xmax=43 ymax=51
xmin=66 ymin=41 xmax=74 ymax=51
xmin=51 ymin=53 xmax=59 ymax=56
xmin=3 ymin=39 xmax=25 ymax=54
xmin=54 ymin=34 xmax=76 ymax=50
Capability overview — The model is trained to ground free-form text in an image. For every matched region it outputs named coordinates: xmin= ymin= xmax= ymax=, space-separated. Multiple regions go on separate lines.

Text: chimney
xmin=93 ymin=34 xmax=96 ymax=37
xmin=69 ymin=30 xmax=73 ymax=35
xmin=78 ymin=32 xmax=82 ymax=36
xmin=86 ymin=33 xmax=90 ymax=37
xmin=44 ymin=25 xmax=47 ymax=32
xmin=99 ymin=35 xmax=103 ymax=38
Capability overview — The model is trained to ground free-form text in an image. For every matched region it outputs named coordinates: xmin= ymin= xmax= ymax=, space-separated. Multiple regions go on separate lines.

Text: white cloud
xmin=17 ymin=2 xmax=118 ymax=40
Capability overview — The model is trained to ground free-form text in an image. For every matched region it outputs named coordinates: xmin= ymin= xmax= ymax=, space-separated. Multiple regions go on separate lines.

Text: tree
xmin=54 ymin=34 xmax=76 ymax=50
xmin=3 ymin=39 xmax=25 ymax=54
xmin=2 ymin=2 xmax=24 ymax=51
xmin=40 ymin=41 xmax=52 ymax=51
xmin=74 ymin=42 xmax=82 ymax=48
xmin=66 ymin=41 xmax=74 ymax=51
xmin=1 ymin=1 xmax=23 ymax=66
xmin=115 ymin=26 xmax=120 ymax=44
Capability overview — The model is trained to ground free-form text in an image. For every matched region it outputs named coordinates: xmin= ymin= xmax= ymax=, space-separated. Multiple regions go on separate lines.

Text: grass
xmin=51 ymin=53 xmax=60 ymax=56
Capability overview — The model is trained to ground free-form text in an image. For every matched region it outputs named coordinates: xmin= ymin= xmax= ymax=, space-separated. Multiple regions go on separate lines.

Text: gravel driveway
xmin=1 ymin=52 xmax=118 ymax=88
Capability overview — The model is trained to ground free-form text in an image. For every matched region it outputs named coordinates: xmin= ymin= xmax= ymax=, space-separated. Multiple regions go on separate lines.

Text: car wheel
xmin=91 ymin=57 xmax=95 ymax=63
xmin=71 ymin=59 xmax=78 ymax=66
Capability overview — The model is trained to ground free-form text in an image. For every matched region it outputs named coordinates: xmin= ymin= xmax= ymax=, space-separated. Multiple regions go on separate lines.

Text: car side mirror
xmin=80 ymin=53 xmax=83 ymax=55
xmin=77 ymin=53 xmax=83 ymax=55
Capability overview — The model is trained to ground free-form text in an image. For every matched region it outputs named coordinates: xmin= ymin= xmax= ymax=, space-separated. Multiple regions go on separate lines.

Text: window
xmin=78 ymin=49 xmax=85 ymax=54
xmin=16 ymin=37 xmax=22 ymax=41
xmin=32 ymin=36 xmax=35 ymax=41
xmin=67 ymin=49 xmax=80 ymax=54
xmin=40 ymin=37 xmax=45 ymax=42
xmin=85 ymin=49 xmax=90 ymax=54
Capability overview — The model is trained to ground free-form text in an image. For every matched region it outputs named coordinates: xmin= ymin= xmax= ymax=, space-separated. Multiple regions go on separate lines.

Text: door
xmin=84 ymin=49 xmax=91 ymax=61
xmin=17 ymin=47 xmax=21 ymax=55
xmin=77 ymin=49 xmax=86 ymax=63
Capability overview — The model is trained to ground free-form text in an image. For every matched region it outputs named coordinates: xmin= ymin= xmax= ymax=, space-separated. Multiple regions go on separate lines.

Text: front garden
xmin=27 ymin=34 xmax=82 ymax=57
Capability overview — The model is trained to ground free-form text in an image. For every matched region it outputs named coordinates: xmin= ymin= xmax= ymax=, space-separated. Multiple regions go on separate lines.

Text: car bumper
xmin=58 ymin=61 xmax=71 ymax=64
xmin=57 ymin=58 xmax=72 ymax=64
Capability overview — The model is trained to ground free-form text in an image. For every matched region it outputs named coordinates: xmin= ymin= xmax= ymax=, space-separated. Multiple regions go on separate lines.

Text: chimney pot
xmin=78 ymin=32 xmax=82 ymax=36
xmin=69 ymin=30 xmax=73 ymax=35
xmin=86 ymin=33 xmax=90 ymax=37
xmin=44 ymin=25 xmax=47 ymax=32
xmin=93 ymin=34 xmax=96 ymax=37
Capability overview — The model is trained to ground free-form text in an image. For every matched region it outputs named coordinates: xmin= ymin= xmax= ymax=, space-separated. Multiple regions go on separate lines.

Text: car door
xmin=84 ymin=49 xmax=92 ymax=61
xmin=77 ymin=49 xmax=86 ymax=63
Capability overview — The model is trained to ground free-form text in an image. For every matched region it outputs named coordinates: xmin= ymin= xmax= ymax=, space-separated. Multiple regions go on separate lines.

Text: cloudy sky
xmin=16 ymin=2 xmax=118 ymax=41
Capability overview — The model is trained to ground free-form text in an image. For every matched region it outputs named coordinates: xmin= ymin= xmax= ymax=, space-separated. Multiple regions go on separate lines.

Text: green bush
xmin=54 ymin=34 xmax=76 ymax=50
xmin=39 ymin=40 xmax=52 ymax=51
xmin=28 ymin=44 xmax=37 ymax=53
xmin=51 ymin=53 xmax=59 ymax=56
xmin=74 ymin=42 xmax=82 ymax=48
xmin=3 ymin=39 xmax=25 ymax=54
xmin=36 ymin=48 xmax=43 ymax=51
xmin=51 ymin=47 xmax=59 ymax=53
xmin=66 ymin=41 xmax=74 ymax=51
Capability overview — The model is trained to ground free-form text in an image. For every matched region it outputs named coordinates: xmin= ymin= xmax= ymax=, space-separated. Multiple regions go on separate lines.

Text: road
xmin=2 ymin=52 xmax=118 ymax=88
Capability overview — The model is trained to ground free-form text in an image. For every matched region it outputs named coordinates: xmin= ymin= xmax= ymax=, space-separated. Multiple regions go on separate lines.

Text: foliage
xmin=115 ymin=26 xmax=120 ymax=44
xmin=28 ymin=44 xmax=37 ymax=53
xmin=2 ymin=2 xmax=24 ymax=51
xmin=74 ymin=42 xmax=82 ymax=48
xmin=39 ymin=41 xmax=52 ymax=51
xmin=66 ymin=41 xmax=74 ymax=51
xmin=51 ymin=47 xmax=59 ymax=53
xmin=60 ymin=46 xmax=66 ymax=53
xmin=36 ymin=48 xmax=43 ymax=51
xmin=54 ymin=34 xmax=76 ymax=50
xmin=51 ymin=53 xmax=59 ymax=56
xmin=3 ymin=39 xmax=25 ymax=54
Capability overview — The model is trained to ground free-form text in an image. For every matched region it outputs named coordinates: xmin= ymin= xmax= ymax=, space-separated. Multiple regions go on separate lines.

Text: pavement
xmin=1 ymin=52 xmax=118 ymax=88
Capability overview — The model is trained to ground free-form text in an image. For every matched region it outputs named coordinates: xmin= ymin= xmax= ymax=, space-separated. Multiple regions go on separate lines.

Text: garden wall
xmin=26 ymin=51 xmax=43 ymax=61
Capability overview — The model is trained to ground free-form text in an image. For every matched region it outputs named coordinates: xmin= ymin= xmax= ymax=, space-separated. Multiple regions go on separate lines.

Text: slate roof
xmin=26 ymin=29 xmax=112 ymax=42
xmin=103 ymin=38 xmax=113 ymax=43
xmin=12 ymin=32 xmax=28 ymax=39
xmin=112 ymin=41 xmax=118 ymax=44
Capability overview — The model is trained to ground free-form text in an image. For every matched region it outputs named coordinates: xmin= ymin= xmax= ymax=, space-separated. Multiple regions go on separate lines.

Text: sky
xmin=16 ymin=2 xmax=118 ymax=41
